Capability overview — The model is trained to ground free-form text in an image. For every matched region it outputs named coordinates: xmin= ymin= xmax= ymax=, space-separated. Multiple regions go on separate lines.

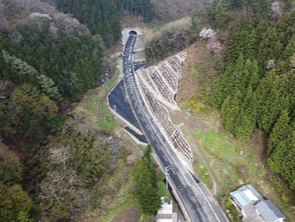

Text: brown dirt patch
xmin=236 ymin=164 xmax=248 ymax=175
xmin=177 ymin=44 xmax=200 ymax=102
xmin=120 ymin=13 xmax=146 ymax=30
xmin=168 ymin=42 xmax=223 ymax=196
xmin=120 ymin=132 xmax=142 ymax=164
xmin=250 ymin=129 xmax=268 ymax=163
xmin=113 ymin=206 xmax=139 ymax=222
xmin=170 ymin=109 xmax=205 ymax=135
xmin=177 ymin=41 xmax=220 ymax=104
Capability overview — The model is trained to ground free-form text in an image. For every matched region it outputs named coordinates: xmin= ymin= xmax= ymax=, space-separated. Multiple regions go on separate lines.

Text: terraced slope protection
xmin=135 ymin=53 xmax=193 ymax=164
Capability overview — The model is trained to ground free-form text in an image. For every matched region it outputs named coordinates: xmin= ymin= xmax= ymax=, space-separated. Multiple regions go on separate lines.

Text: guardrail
xmin=152 ymin=151 xmax=191 ymax=222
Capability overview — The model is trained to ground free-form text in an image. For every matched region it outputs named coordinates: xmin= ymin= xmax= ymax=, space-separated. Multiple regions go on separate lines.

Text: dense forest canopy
xmin=145 ymin=17 xmax=197 ymax=63
xmin=149 ymin=0 xmax=212 ymax=21
xmin=55 ymin=0 xmax=153 ymax=46
xmin=208 ymin=0 xmax=295 ymax=190
xmin=0 ymin=0 xmax=154 ymax=220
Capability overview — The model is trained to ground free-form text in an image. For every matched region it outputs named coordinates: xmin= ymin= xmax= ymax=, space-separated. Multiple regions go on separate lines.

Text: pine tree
xmin=226 ymin=18 xmax=249 ymax=64
xmin=132 ymin=144 xmax=159 ymax=215
xmin=256 ymin=71 xmax=283 ymax=132
xmin=267 ymin=109 xmax=291 ymax=155
xmin=268 ymin=139 xmax=289 ymax=173
xmin=139 ymin=184 xmax=161 ymax=215
xmin=257 ymin=27 xmax=278 ymax=69
xmin=2 ymin=50 xmax=38 ymax=85
xmin=247 ymin=59 xmax=260 ymax=89
xmin=221 ymin=90 xmax=243 ymax=132
xmin=280 ymin=131 xmax=295 ymax=190
xmin=144 ymin=144 xmax=153 ymax=161
xmin=284 ymin=69 xmax=295 ymax=112
xmin=35 ymin=74 xmax=61 ymax=100
xmin=232 ymin=54 xmax=247 ymax=95
xmin=235 ymin=87 xmax=258 ymax=141
xmin=245 ymin=29 xmax=258 ymax=60
xmin=209 ymin=63 xmax=235 ymax=108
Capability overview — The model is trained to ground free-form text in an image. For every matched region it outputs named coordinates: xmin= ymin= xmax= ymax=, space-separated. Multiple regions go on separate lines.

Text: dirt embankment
xmin=113 ymin=206 xmax=139 ymax=222
xmin=172 ymin=41 xmax=222 ymax=197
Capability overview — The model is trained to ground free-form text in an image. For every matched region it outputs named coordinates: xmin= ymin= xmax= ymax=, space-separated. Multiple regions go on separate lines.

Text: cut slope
xmin=135 ymin=53 xmax=193 ymax=164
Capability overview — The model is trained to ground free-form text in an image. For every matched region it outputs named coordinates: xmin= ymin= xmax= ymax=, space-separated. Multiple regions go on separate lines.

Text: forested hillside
xmin=0 ymin=0 xmax=107 ymax=220
xmin=151 ymin=0 xmax=211 ymax=21
xmin=0 ymin=0 xmax=154 ymax=220
xmin=145 ymin=17 xmax=198 ymax=63
xmin=207 ymin=0 xmax=295 ymax=190
xmin=3 ymin=0 xmax=295 ymax=220
xmin=55 ymin=0 xmax=153 ymax=46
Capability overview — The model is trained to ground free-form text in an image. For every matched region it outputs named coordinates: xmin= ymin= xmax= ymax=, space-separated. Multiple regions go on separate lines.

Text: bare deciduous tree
xmin=151 ymin=0 xmax=211 ymax=21
xmin=0 ymin=80 xmax=15 ymax=99
xmin=2 ymin=0 xmax=91 ymax=37
xmin=271 ymin=1 xmax=282 ymax=20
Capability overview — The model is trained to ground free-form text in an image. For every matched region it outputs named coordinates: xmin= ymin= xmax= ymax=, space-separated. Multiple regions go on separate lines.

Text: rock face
xmin=135 ymin=53 xmax=193 ymax=164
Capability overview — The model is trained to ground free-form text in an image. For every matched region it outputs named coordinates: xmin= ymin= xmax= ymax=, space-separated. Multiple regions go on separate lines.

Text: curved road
xmin=121 ymin=35 xmax=228 ymax=222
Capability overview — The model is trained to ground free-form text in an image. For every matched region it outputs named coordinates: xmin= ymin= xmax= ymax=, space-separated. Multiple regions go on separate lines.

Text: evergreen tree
xmin=35 ymin=74 xmax=61 ymax=100
xmin=284 ymin=68 xmax=295 ymax=112
xmin=267 ymin=109 xmax=291 ymax=155
xmin=256 ymin=71 xmax=286 ymax=132
xmin=132 ymin=144 xmax=159 ymax=215
xmin=244 ymin=29 xmax=258 ymax=60
xmin=220 ymin=90 xmax=243 ymax=132
xmin=210 ymin=63 xmax=235 ymax=108
xmin=247 ymin=59 xmax=260 ymax=89
xmin=232 ymin=54 xmax=247 ymax=95
xmin=206 ymin=0 xmax=295 ymax=191
xmin=257 ymin=27 xmax=279 ymax=69
xmin=280 ymin=131 xmax=295 ymax=190
xmin=139 ymin=184 xmax=161 ymax=215
xmin=2 ymin=50 xmax=38 ymax=85
xmin=235 ymin=87 xmax=258 ymax=141
xmin=268 ymin=138 xmax=289 ymax=173
xmin=226 ymin=19 xmax=250 ymax=64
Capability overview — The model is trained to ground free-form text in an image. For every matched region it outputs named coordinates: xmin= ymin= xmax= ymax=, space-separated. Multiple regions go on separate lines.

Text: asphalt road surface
xmin=121 ymin=35 xmax=228 ymax=222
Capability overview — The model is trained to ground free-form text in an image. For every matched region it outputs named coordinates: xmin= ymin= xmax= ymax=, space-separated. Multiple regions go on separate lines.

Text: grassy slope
xmin=72 ymin=52 xmax=171 ymax=221
xmin=173 ymin=42 xmax=295 ymax=221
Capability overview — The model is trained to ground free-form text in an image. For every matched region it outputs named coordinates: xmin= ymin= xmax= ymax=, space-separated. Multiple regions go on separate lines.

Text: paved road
xmin=121 ymin=35 xmax=228 ymax=222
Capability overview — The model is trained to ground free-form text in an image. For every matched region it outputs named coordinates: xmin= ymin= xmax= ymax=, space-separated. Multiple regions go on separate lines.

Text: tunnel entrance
xmin=129 ymin=30 xmax=137 ymax=36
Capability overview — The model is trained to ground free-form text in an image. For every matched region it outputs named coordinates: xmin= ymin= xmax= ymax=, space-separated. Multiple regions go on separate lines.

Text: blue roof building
xmin=230 ymin=185 xmax=286 ymax=222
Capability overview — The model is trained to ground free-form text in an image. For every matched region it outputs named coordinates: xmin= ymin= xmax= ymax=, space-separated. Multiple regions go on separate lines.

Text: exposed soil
xmin=120 ymin=131 xmax=143 ymax=164
xmin=120 ymin=13 xmax=146 ymax=30
xmin=170 ymin=43 xmax=223 ymax=197
xmin=169 ymin=108 xmax=221 ymax=197
xmin=177 ymin=41 xmax=220 ymax=104
xmin=250 ymin=129 xmax=268 ymax=163
xmin=177 ymin=44 xmax=200 ymax=103
xmin=113 ymin=206 xmax=139 ymax=222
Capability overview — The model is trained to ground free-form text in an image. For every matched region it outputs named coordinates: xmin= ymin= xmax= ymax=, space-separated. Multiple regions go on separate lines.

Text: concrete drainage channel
xmin=106 ymin=28 xmax=228 ymax=222
xmin=108 ymin=49 xmax=194 ymax=165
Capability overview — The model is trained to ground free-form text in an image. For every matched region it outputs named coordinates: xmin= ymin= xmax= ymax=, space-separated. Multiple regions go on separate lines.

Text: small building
xmin=156 ymin=197 xmax=178 ymax=222
xmin=230 ymin=184 xmax=286 ymax=222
